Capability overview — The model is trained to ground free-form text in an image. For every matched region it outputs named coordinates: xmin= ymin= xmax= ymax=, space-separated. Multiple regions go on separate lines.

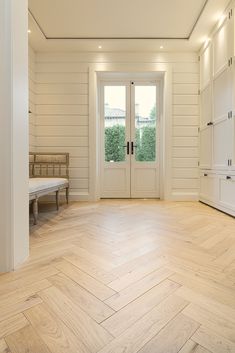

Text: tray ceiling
xmin=29 ymin=0 xmax=207 ymax=39
xmin=28 ymin=0 xmax=231 ymax=51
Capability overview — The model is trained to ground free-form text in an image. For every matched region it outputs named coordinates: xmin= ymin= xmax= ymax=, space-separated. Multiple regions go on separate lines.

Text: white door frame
xmin=89 ymin=63 xmax=173 ymax=201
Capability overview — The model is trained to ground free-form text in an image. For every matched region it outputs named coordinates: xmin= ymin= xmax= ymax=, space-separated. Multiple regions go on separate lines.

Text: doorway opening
xmin=99 ymin=75 xmax=162 ymax=198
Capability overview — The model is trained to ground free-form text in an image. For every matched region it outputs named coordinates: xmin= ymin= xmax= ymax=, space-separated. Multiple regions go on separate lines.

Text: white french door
xmin=100 ymin=80 xmax=160 ymax=198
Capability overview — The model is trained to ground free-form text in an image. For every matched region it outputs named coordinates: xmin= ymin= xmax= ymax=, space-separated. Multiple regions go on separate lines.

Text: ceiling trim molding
xmin=28 ymin=0 xmax=208 ymax=41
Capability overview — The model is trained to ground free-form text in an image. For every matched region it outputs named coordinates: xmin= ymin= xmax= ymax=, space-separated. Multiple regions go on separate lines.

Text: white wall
xmin=29 ymin=46 xmax=37 ymax=151
xmin=34 ymin=52 xmax=199 ymax=201
xmin=0 ymin=0 xmax=29 ymax=272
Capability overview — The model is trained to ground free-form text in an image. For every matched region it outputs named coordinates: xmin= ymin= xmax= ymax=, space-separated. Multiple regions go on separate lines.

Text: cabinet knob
xmin=226 ymin=176 xmax=232 ymax=180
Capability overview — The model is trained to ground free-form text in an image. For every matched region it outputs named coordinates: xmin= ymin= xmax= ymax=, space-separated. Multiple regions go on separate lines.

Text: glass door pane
xmin=134 ymin=86 xmax=157 ymax=162
xmin=104 ymin=86 xmax=127 ymax=162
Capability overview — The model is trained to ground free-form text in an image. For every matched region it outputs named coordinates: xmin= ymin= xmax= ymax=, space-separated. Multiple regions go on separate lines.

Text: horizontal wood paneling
xmin=36 ymin=115 xmax=88 ymax=126
xmin=36 ymin=126 xmax=88 ymax=137
xmin=173 ymin=137 xmax=198 ymax=147
xmin=173 ymin=158 xmax=199 ymax=168
xmin=173 ymin=127 xmax=198 ymax=137
xmin=173 ymin=84 xmax=199 ymax=95
xmin=173 ymin=116 xmax=199 ymax=126
xmin=36 ymin=105 xmax=88 ymax=116
xmin=36 ymin=52 xmax=198 ymax=63
xmin=173 ymin=73 xmax=199 ymax=84
xmin=36 ymin=136 xmax=88 ymax=147
xmin=34 ymin=52 xmax=199 ymax=199
xmin=36 ymin=73 xmax=88 ymax=84
xmin=36 ymin=94 xmax=88 ymax=105
xmin=36 ymin=83 xmax=88 ymax=95
xmin=173 ymin=95 xmax=198 ymax=105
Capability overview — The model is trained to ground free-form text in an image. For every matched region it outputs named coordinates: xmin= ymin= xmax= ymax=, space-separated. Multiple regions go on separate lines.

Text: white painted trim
xmin=89 ymin=63 xmax=173 ymax=201
xmin=40 ymin=192 xmax=90 ymax=202
xmin=0 ymin=0 xmax=29 ymax=272
xmin=171 ymin=192 xmax=199 ymax=201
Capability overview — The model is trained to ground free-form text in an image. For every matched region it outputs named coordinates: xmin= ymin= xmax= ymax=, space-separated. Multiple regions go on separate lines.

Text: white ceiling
xmin=28 ymin=0 xmax=231 ymax=52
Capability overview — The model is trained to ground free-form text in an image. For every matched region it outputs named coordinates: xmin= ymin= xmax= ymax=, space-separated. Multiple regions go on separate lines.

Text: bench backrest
xmin=29 ymin=152 xmax=69 ymax=179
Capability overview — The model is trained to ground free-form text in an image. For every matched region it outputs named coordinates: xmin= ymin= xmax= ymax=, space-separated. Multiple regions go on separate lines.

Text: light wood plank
xmin=54 ymin=259 xmax=116 ymax=300
xmin=5 ymin=326 xmax=51 ymax=353
xmin=192 ymin=326 xmax=235 ymax=353
xmin=25 ymin=303 xmax=90 ymax=353
xmin=0 ymin=314 xmax=29 ymax=339
xmin=105 ymin=266 xmax=173 ymax=310
xmin=0 ymin=295 xmax=42 ymax=323
xmin=48 ymin=273 xmax=115 ymax=323
xmin=0 ymin=339 xmax=10 ymax=353
xmin=138 ymin=313 xmax=199 ymax=353
xmin=183 ymin=303 xmax=235 ymax=343
xmin=98 ymin=294 xmax=188 ymax=353
xmin=179 ymin=340 xmax=212 ymax=353
xmin=38 ymin=286 xmax=113 ymax=352
xmin=102 ymin=279 xmax=180 ymax=337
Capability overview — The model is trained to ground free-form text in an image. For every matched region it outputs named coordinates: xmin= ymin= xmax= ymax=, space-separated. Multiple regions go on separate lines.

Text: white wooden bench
xmin=29 ymin=152 xmax=69 ymax=225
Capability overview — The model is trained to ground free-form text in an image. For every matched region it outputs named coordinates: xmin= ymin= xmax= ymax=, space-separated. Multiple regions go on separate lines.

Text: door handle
xmin=131 ymin=142 xmax=137 ymax=155
xmin=123 ymin=142 xmax=130 ymax=155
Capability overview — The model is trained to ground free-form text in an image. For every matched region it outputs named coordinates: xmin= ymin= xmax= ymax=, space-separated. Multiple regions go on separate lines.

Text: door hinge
xmin=198 ymin=89 xmax=201 ymax=95
xmin=198 ymin=56 xmax=200 ymax=62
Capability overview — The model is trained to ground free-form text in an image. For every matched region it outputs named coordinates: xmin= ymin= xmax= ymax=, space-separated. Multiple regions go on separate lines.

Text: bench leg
xmin=66 ymin=187 xmax=69 ymax=204
xmin=32 ymin=198 xmax=38 ymax=225
xmin=56 ymin=190 xmax=60 ymax=211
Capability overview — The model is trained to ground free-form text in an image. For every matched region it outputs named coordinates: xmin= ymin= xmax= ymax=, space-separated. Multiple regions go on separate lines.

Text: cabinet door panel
xmin=213 ymin=69 xmax=232 ymax=121
xmin=213 ymin=119 xmax=230 ymax=169
xmin=213 ymin=20 xmax=229 ymax=75
xmin=200 ymin=85 xmax=211 ymax=127
xmin=219 ymin=176 xmax=235 ymax=211
xmin=200 ymin=45 xmax=211 ymax=89
xmin=200 ymin=173 xmax=218 ymax=203
xmin=200 ymin=127 xmax=212 ymax=169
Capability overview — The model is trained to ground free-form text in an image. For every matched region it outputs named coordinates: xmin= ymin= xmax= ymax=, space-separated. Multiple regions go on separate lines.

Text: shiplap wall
xmin=34 ymin=52 xmax=199 ymax=200
xmin=29 ymin=46 xmax=36 ymax=151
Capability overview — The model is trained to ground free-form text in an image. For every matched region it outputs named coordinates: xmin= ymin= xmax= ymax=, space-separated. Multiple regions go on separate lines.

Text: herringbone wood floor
xmin=0 ymin=200 xmax=235 ymax=353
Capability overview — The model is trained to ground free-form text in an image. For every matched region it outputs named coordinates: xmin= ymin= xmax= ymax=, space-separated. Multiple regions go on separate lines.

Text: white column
xmin=0 ymin=0 xmax=29 ymax=272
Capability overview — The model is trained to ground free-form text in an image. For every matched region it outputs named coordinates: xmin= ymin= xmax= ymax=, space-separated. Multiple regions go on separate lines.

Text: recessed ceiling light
xmin=160 ymin=46 xmax=163 ymax=49
xmin=28 ymin=29 xmax=31 ymax=33
xmin=98 ymin=45 xmax=102 ymax=49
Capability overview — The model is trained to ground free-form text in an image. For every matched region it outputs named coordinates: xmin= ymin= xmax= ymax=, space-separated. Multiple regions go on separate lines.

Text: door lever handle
xmin=123 ymin=142 xmax=130 ymax=155
xmin=131 ymin=142 xmax=137 ymax=155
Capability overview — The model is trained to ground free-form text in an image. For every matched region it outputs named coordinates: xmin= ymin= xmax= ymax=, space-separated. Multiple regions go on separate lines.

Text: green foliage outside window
xmin=135 ymin=126 xmax=156 ymax=161
xmin=105 ymin=125 xmax=156 ymax=162
xmin=105 ymin=125 xmax=126 ymax=162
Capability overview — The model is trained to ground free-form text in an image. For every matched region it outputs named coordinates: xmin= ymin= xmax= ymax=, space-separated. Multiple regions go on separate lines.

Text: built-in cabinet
xmin=199 ymin=5 xmax=235 ymax=216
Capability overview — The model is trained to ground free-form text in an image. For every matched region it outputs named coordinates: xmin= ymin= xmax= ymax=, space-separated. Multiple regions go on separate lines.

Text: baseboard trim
xmin=199 ymin=198 xmax=235 ymax=217
xmin=170 ymin=192 xmax=199 ymax=201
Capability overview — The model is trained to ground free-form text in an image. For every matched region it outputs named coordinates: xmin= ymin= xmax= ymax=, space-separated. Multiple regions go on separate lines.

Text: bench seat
xmin=29 ymin=178 xmax=68 ymax=197
xmin=29 ymin=152 xmax=70 ymax=225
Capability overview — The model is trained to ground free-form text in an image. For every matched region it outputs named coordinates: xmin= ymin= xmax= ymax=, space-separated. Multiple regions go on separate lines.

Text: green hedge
xmin=105 ymin=125 xmax=156 ymax=162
